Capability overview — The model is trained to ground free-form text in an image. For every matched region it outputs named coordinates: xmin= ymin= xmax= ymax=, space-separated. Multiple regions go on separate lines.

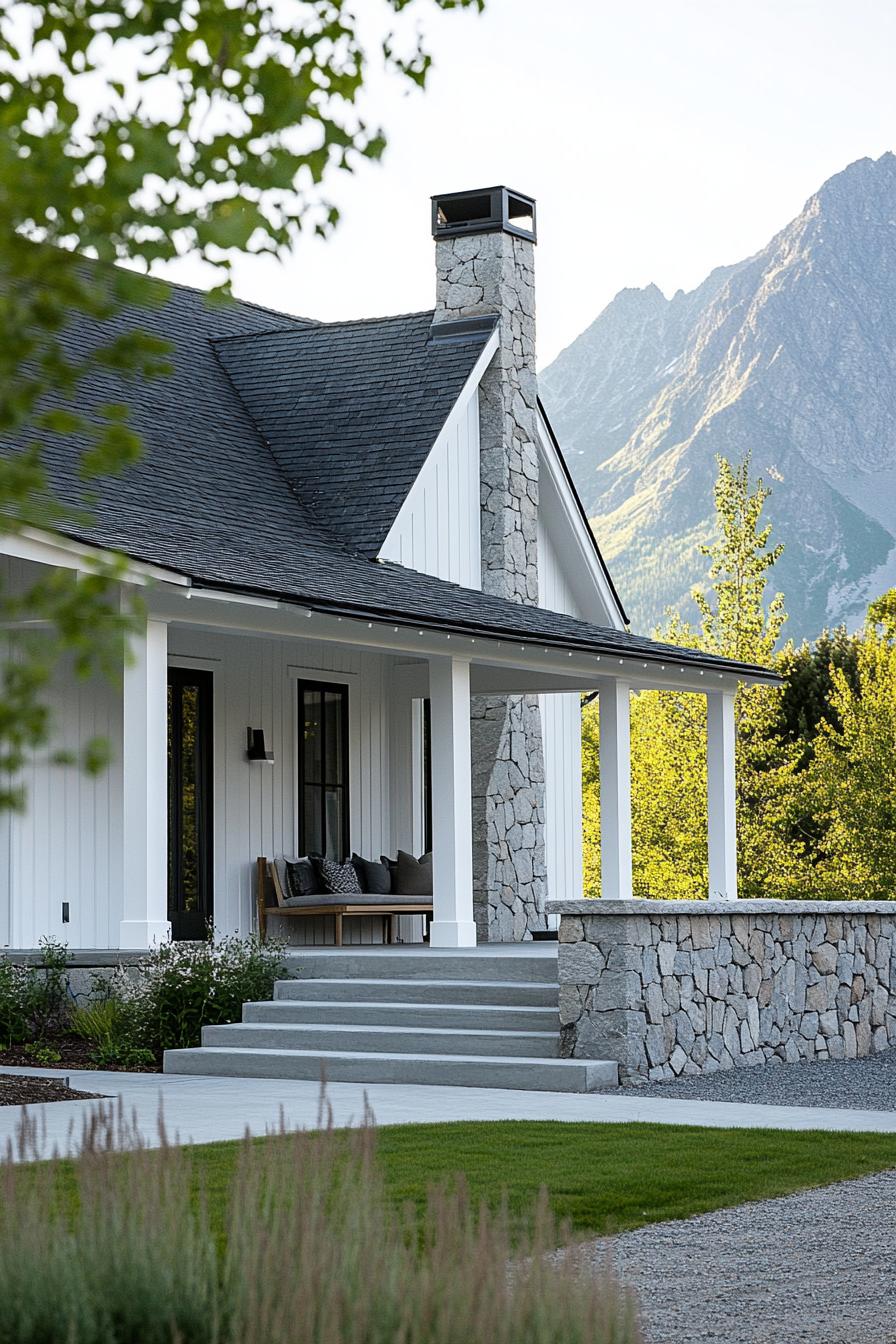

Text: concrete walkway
xmin=5 ymin=1065 xmax=896 ymax=1160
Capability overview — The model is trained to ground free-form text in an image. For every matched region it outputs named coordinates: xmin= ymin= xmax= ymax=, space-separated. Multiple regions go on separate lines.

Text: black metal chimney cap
xmin=431 ymin=186 xmax=536 ymax=243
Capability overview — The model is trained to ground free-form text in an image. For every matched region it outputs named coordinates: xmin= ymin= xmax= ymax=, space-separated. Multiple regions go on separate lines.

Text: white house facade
xmin=0 ymin=187 xmax=775 ymax=953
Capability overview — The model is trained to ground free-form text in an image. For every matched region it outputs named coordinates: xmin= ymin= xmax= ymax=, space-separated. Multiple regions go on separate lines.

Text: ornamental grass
xmin=0 ymin=1105 xmax=640 ymax=1344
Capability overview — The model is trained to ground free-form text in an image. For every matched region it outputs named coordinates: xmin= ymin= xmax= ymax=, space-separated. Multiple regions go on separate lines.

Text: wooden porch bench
xmin=255 ymin=857 xmax=433 ymax=946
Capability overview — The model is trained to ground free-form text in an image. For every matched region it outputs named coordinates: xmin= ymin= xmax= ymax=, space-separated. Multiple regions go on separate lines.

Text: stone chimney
xmin=431 ymin=187 xmax=547 ymax=942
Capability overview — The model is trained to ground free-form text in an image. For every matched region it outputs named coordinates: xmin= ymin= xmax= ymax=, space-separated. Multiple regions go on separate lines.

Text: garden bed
xmin=0 ymin=1073 xmax=107 ymax=1106
xmin=0 ymin=1036 xmax=161 ymax=1073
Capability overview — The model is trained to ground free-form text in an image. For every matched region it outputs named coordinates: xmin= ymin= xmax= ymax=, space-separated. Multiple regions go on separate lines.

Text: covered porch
xmin=118 ymin=582 xmax=742 ymax=950
xmin=2 ymin=547 xmax=751 ymax=952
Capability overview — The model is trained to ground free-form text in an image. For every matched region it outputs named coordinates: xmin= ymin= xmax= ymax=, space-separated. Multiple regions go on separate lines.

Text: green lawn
xmin=180 ymin=1119 xmax=896 ymax=1240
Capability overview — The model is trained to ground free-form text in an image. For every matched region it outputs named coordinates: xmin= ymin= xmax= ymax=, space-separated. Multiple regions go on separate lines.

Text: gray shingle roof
xmin=5 ymin=263 xmax=776 ymax=683
xmin=213 ymin=310 xmax=494 ymax=557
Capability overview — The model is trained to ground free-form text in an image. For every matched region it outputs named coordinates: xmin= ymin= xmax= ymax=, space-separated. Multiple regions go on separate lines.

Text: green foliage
xmin=70 ymin=999 xmax=125 ymax=1044
xmin=131 ymin=934 xmax=286 ymax=1054
xmin=0 ymin=1122 xmax=636 ymax=1344
xmin=81 ymin=935 xmax=286 ymax=1058
xmin=774 ymin=627 xmax=862 ymax=763
xmin=807 ymin=623 xmax=896 ymax=899
xmin=69 ymin=997 xmax=153 ymax=1066
xmin=23 ymin=1041 xmax=62 ymax=1065
xmin=0 ymin=0 xmax=483 ymax=810
xmin=584 ymin=454 xmax=793 ymax=901
xmin=583 ymin=449 xmax=896 ymax=903
xmin=692 ymin=455 xmax=786 ymax=665
xmin=0 ymin=938 xmax=71 ymax=1046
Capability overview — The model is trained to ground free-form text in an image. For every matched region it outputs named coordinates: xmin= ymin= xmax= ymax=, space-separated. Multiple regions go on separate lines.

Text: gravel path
xmin=579 ymin=1170 xmax=896 ymax=1343
xmin=618 ymin=1049 xmax=896 ymax=1112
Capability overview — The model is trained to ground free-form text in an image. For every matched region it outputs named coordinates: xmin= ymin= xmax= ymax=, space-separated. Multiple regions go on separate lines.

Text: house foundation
xmin=547 ymin=899 xmax=896 ymax=1083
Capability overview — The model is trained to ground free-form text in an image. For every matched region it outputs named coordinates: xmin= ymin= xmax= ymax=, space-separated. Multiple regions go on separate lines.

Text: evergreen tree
xmin=807 ymin=596 xmax=896 ymax=900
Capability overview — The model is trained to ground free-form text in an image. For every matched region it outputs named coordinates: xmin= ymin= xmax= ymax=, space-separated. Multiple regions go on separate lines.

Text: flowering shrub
xmin=122 ymin=935 xmax=286 ymax=1056
xmin=0 ymin=939 xmax=70 ymax=1047
xmin=2 ymin=936 xmax=284 ymax=1063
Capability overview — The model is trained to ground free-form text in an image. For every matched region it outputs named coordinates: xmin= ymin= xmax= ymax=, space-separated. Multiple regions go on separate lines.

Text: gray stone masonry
xmin=434 ymin=228 xmax=547 ymax=942
xmin=546 ymin=900 xmax=896 ymax=1083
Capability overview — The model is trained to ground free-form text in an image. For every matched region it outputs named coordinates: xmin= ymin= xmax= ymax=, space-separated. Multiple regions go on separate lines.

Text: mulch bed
xmin=0 ymin=1035 xmax=161 ymax=1073
xmin=0 ymin=1074 xmax=108 ymax=1107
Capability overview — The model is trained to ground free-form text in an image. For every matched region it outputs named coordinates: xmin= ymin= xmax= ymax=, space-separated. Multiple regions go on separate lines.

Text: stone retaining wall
xmin=545 ymin=900 xmax=896 ymax=1083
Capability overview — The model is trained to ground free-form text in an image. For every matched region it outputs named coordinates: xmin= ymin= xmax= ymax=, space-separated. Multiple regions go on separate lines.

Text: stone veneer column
xmin=433 ymin=229 xmax=547 ymax=941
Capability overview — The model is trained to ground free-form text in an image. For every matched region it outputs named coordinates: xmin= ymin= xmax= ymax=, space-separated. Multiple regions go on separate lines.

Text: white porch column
xmin=427 ymin=654 xmax=477 ymax=947
xmin=120 ymin=615 xmax=171 ymax=948
xmin=599 ymin=679 xmax=633 ymax=901
xmin=706 ymin=689 xmax=738 ymax=900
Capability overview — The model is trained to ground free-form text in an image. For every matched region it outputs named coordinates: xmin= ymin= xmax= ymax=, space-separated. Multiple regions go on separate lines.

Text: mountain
xmin=541 ymin=153 xmax=896 ymax=643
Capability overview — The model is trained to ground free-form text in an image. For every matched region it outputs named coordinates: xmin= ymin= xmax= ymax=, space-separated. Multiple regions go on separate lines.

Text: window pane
xmin=324 ymin=786 xmax=345 ymax=860
xmin=303 ymin=785 xmax=323 ymax=855
xmin=302 ymin=690 xmax=323 ymax=784
xmin=323 ymin=690 xmax=344 ymax=785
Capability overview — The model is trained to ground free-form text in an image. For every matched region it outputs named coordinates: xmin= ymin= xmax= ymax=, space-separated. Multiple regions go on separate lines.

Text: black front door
xmin=168 ymin=668 xmax=214 ymax=941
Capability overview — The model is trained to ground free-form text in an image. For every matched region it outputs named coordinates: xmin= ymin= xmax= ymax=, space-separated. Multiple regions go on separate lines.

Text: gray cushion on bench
xmin=279 ymin=893 xmax=431 ymax=909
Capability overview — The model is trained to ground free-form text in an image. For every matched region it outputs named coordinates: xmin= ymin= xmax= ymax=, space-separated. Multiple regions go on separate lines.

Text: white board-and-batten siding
xmin=168 ymin=627 xmax=399 ymax=947
xmin=1 ymin=561 xmax=415 ymax=948
xmin=1 ymin=557 xmax=124 ymax=949
xmin=377 ymin=386 xmax=481 ymax=589
xmin=537 ymin=521 xmax=586 ymax=908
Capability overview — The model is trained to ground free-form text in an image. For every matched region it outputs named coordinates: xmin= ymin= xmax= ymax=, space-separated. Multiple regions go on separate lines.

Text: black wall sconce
xmin=246 ymin=727 xmax=274 ymax=763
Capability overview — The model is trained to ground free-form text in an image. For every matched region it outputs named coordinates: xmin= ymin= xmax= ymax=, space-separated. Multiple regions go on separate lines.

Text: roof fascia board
xmin=150 ymin=584 xmax=770 ymax=693
xmin=377 ymin=326 xmax=500 ymax=566
xmin=536 ymin=402 xmax=628 ymax=630
xmin=2 ymin=526 xmax=189 ymax=587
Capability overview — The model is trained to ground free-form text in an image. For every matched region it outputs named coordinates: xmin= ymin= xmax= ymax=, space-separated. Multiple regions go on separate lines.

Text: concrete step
xmin=243 ymin=1000 xmax=560 ymax=1032
xmin=274 ymin=978 xmax=558 ymax=1007
xmin=201 ymin=1021 xmax=559 ymax=1059
xmin=280 ymin=951 xmax=558 ymax=983
xmin=163 ymin=1046 xmax=618 ymax=1092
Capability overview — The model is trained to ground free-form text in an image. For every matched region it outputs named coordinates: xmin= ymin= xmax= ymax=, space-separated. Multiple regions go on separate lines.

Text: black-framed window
xmin=297 ymin=680 xmax=350 ymax=859
xmin=168 ymin=668 xmax=214 ymax=941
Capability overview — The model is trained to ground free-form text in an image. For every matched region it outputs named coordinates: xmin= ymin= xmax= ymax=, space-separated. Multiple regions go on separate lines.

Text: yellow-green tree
xmin=582 ymin=455 xmax=799 ymax=899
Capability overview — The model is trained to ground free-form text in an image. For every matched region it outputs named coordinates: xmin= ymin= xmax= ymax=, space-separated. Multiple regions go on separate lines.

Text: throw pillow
xmin=352 ymin=853 xmax=392 ymax=894
xmin=314 ymin=856 xmax=363 ymax=896
xmin=392 ymin=850 xmax=433 ymax=897
xmin=284 ymin=856 xmax=319 ymax=899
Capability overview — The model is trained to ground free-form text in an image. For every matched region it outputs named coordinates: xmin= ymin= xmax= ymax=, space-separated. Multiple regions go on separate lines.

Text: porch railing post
xmin=427 ymin=654 xmax=477 ymax=948
xmin=706 ymin=689 xmax=738 ymax=900
xmin=599 ymin=678 xmax=633 ymax=900
xmin=120 ymin=611 xmax=171 ymax=948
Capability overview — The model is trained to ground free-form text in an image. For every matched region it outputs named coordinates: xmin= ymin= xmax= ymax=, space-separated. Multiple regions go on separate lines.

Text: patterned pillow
xmin=314 ymin=856 xmax=363 ymax=896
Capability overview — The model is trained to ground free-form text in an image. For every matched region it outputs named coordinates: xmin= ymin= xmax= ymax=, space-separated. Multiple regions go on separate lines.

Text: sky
xmin=169 ymin=0 xmax=896 ymax=367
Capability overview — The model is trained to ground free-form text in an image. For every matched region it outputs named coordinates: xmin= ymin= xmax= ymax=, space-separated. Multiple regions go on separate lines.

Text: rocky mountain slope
xmin=541 ymin=153 xmax=896 ymax=642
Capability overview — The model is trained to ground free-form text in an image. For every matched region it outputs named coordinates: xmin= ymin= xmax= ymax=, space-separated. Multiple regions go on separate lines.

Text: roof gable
xmin=214 ymin=311 xmax=496 ymax=558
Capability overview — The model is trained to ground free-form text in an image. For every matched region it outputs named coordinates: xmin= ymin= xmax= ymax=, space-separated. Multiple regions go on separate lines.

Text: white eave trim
xmin=1 ymin=525 xmax=189 ymax=587
xmin=536 ymin=406 xmax=627 ymax=631
xmin=377 ymin=326 xmax=500 ymax=564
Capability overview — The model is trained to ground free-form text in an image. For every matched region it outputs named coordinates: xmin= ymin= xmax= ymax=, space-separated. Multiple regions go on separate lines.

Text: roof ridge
xmin=73 ymin=252 xmax=318 ymax=327
xmin=209 ymin=308 xmax=438 ymax=346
